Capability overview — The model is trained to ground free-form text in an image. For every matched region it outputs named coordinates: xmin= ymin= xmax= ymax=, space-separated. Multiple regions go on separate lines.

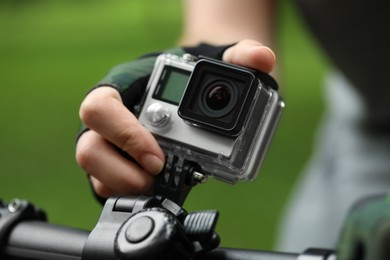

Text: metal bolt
xmin=8 ymin=199 xmax=23 ymax=213
xmin=192 ymin=171 xmax=208 ymax=184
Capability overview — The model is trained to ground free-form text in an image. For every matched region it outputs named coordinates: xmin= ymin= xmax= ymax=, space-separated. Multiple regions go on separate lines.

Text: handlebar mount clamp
xmin=82 ymin=196 xmax=219 ymax=260
xmin=0 ymin=199 xmax=46 ymax=258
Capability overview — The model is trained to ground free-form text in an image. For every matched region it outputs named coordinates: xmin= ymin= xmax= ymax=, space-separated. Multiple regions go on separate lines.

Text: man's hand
xmin=75 ymin=39 xmax=276 ymax=198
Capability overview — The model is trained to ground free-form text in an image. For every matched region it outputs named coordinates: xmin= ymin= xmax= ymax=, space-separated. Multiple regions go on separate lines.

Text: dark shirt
xmin=294 ymin=0 xmax=390 ymax=129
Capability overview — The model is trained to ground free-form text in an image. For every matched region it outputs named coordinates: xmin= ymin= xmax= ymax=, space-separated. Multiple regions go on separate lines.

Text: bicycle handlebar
xmin=5 ymin=220 xmax=88 ymax=260
xmin=4 ymin=220 xmax=301 ymax=260
xmin=1 ymin=198 xmax=335 ymax=260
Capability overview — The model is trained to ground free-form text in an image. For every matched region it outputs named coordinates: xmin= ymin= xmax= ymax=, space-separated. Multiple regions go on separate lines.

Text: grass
xmin=0 ymin=0 xmax=327 ymax=251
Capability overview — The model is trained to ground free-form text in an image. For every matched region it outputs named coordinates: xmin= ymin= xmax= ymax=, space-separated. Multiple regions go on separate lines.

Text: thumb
xmin=222 ymin=39 xmax=276 ymax=73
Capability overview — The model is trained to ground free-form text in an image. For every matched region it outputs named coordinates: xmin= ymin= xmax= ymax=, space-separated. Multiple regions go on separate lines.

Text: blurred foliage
xmin=0 ymin=0 xmax=327 ymax=251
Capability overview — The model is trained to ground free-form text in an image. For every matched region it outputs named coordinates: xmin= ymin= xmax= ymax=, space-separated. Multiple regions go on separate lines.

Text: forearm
xmin=179 ymin=0 xmax=277 ymax=47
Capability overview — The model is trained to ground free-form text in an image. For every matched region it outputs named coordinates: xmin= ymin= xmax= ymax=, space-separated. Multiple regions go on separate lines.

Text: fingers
xmin=76 ymin=130 xmax=154 ymax=197
xmin=222 ymin=39 xmax=276 ymax=73
xmin=79 ymin=87 xmax=165 ymax=175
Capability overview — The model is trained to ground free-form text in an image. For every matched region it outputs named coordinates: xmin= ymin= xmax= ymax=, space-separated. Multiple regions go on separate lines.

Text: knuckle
xmin=79 ymin=96 xmax=102 ymax=126
xmin=75 ymin=136 xmax=97 ymax=171
xmin=79 ymin=88 xmax=119 ymax=126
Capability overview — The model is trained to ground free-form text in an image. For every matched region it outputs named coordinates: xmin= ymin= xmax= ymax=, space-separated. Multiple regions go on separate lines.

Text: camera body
xmin=138 ymin=53 xmax=284 ymax=183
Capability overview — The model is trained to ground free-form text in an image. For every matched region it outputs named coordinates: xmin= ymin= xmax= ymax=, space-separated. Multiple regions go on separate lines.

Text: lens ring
xmin=199 ymin=80 xmax=238 ymax=118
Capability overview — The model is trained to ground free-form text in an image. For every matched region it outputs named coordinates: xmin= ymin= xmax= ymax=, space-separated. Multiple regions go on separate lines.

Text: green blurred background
xmin=0 ymin=0 xmax=328 ymax=251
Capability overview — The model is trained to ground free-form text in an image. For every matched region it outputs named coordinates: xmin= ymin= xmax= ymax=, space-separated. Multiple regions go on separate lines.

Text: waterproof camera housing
xmin=138 ymin=53 xmax=284 ymax=183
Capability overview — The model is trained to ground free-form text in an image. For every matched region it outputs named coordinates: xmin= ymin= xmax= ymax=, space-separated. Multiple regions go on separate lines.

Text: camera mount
xmin=154 ymin=153 xmax=207 ymax=206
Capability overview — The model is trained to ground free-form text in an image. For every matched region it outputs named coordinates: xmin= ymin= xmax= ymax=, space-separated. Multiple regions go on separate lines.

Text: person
xmin=275 ymin=0 xmax=390 ymax=252
xmin=75 ymin=0 xmax=390 ymax=254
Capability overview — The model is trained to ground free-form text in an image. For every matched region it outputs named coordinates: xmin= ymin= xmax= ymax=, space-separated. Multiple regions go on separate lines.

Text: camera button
xmin=145 ymin=102 xmax=170 ymax=127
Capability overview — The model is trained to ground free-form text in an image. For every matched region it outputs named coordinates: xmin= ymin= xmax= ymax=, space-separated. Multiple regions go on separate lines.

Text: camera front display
xmin=138 ymin=53 xmax=284 ymax=183
xmin=152 ymin=66 xmax=190 ymax=106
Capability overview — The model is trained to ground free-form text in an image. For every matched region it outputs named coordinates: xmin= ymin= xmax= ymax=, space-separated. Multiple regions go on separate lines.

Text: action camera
xmin=138 ymin=53 xmax=284 ymax=183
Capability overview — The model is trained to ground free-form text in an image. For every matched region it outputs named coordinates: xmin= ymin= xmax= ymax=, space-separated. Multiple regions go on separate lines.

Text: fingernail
xmin=141 ymin=154 xmax=164 ymax=175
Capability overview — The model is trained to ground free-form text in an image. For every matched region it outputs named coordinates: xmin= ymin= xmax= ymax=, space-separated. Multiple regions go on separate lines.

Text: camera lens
xmin=200 ymin=80 xmax=238 ymax=118
xmin=206 ymin=85 xmax=231 ymax=111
